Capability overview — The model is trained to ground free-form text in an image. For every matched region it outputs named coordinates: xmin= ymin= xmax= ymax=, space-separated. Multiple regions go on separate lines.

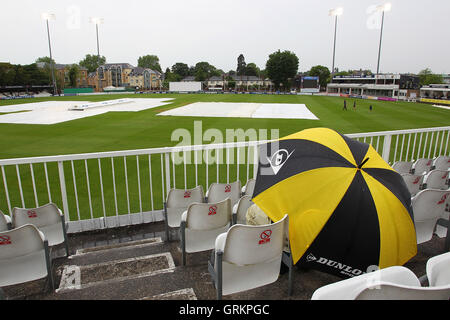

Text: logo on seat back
xmin=27 ymin=210 xmax=37 ymax=218
xmin=437 ymin=193 xmax=449 ymax=205
xmin=268 ymin=149 xmax=295 ymax=175
xmin=184 ymin=191 xmax=191 ymax=198
xmin=224 ymin=185 xmax=231 ymax=193
xmin=0 ymin=235 xmax=11 ymax=245
xmin=258 ymin=229 xmax=272 ymax=245
xmin=208 ymin=205 xmax=217 ymax=216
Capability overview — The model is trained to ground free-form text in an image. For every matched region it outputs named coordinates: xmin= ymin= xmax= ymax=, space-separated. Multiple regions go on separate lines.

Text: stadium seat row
xmin=164 ymin=179 xmax=293 ymax=299
xmin=392 ymin=155 xmax=450 ymax=175
xmin=311 ymin=251 xmax=450 ymax=300
xmin=0 ymin=203 xmax=69 ymax=298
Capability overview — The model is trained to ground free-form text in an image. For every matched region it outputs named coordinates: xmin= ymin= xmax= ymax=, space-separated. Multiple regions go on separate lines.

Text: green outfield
xmin=0 ymin=93 xmax=449 ymax=159
xmin=0 ymin=93 xmax=449 ymax=222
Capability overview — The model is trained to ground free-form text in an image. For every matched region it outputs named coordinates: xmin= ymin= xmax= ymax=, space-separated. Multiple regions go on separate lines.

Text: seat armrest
xmin=37 ymin=229 xmax=47 ymax=243
xmin=180 ymin=210 xmax=188 ymax=224
xmin=214 ymin=232 xmax=227 ymax=252
xmin=232 ymin=203 xmax=238 ymax=215
xmin=4 ymin=214 xmax=11 ymax=224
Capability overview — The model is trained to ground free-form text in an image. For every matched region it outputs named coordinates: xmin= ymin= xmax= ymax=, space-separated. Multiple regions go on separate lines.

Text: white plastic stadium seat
xmin=164 ymin=186 xmax=204 ymax=241
xmin=241 ymin=179 xmax=256 ymax=197
xmin=434 ymin=193 xmax=449 ymax=251
xmin=400 ymin=173 xmax=425 ymax=197
xmin=431 ymin=156 xmax=450 ymax=171
xmin=421 ymin=169 xmax=449 ymax=190
xmin=426 ymin=252 xmax=450 ymax=287
xmin=0 ymin=224 xmax=54 ymax=293
xmin=0 ymin=210 xmax=12 ymax=232
xmin=392 ymin=161 xmax=413 ymax=174
xmin=411 ymin=189 xmax=450 ymax=244
xmin=311 ymin=266 xmax=450 ymax=300
xmin=12 ymin=203 xmax=69 ymax=257
xmin=208 ymin=214 xmax=291 ymax=299
xmin=232 ymin=195 xmax=253 ymax=225
xmin=180 ymin=198 xmax=232 ymax=266
xmin=206 ymin=181 xmax=241 ymax=206
xmin=411 ymin=158 xmax=433 ymax=175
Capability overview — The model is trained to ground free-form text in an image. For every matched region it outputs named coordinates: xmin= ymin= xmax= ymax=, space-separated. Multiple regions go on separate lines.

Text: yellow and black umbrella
xmin=252 ymin=127 xmax=417 ymax=278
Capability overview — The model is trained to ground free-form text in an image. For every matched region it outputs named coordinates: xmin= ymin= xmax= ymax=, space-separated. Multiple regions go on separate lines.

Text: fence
xmin=0 ymin=126 xmax=448 ymax=234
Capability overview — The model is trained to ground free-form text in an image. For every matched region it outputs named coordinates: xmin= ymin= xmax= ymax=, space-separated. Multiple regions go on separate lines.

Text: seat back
xmin=0 ymin=210 xmax=11 ymax=232
xmin=422 ymin=170 xmax=449 ymax=190
xmin=0 ymin=224 xmax=44 ymax=260
xmin=427 ymin=252 xmax=450 ymax=287
xmin=432 ymin=156 xmax=450 ymax=171
xmin=186 ymin=198 xmax=231 ymax=231
xmin=234 ymin=195 xmax=253 ymax=224
xmin=207 ymin=181 xmax=241 ymax=205
xmin=355 ymin=282 xmax=450 ymax=300
xmin=400 ymin=173 xmax=424 ymax=196
xmin=412 ymin=189 xmax=450 ymax=244
xmin=411 ymin=158 xmax=433 ymax=175
xmin=243 ymin=179 xmax=256 ymax=197
xmin=392 ymin=161 xmax=413 ymax=174
xmin=311 ymin=266 xmax=421 ymax=300
xmin=223 ymin=214 xmax=288 ymax=266
xmin=166 ymin=185 xmax=204 ymax=208
xmin=12 ymin=203 xmax=61 ymax=228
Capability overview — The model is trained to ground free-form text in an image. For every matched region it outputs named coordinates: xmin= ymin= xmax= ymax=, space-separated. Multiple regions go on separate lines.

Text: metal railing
xmin=0 ymin=126 xmax=448 ymax=234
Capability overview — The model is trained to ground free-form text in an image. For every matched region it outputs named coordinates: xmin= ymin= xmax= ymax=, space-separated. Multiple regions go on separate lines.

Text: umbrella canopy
xmin=252 ymin=127 xmax=417 ymax=278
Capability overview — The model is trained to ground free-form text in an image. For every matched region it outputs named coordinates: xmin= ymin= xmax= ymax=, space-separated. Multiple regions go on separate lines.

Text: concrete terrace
xmin=2 ymin=219 xmax=447 ymax=301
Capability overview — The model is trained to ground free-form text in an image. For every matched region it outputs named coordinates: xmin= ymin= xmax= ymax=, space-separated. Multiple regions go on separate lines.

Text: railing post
xmin=164 ymin=152 xmax=171 ymax=197
xmin=381 ymin=134 xmax=392 ymax=163
xmin=253 ymin=143 xmax=259 ymax=179
xmin=57 ymin=161 xmax=70 ymax=223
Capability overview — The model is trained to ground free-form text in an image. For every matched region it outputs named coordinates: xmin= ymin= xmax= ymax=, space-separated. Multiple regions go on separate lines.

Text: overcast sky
xmin=1 ymin=0 xmax=449 ymax=74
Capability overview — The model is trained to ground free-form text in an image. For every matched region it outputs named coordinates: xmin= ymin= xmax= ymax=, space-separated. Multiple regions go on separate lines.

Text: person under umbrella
xmin=252 ymin=127 xmax=417 ymax=278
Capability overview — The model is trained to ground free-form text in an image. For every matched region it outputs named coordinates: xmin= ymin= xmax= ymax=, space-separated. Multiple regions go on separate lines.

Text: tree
xmin=68 ymin=64 xmax=79 ymax=87
xmin=193 ymin=62 xmax=221 ymax=81
xmin=36 ymin=56 xmax=56 ymax=65
xmin=245 ymin=63 xmax=260 ymax=77
xmin=308 ymin=65 xmax=331 ymax=89
xmin=79 ymin=54 xmax=106 ymax=73
xmin=237 ymin=54 xmax=246 ymax=76
xmin=0 ymin=63 xmax=15 ymax=86
xmin=137 ymin=55 xmax=162 ymax=73
xmin=171 ymin=63 xmax=190 ymax=79
xmin=265 ymin=50 xmax=299 ymax=90
xmin=418 ymin=68 xmax=444 ymax=86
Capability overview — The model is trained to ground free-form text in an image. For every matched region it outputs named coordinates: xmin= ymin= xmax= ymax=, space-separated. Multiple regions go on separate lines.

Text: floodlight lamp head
xmin=90 ymin=17 xmax=104 ymax=25
xmin=329 ymin=7 xmax=343 ymax=16
xmin=377 ymin=3 xmax=392 ymax=12
xmin=41 ymin=13 xmax=55 ymax=21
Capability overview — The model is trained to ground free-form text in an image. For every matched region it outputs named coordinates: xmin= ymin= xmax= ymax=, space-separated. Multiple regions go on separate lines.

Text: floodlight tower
xmin=90 ymin=17 xmax=104 ymax=92
xmin=376 ymin=3 xmax=391 ymax=76
xmin=41 ymin=13 xmax=57 ymax=96
xmin=329 ymin=7 xmax=343 ymax=84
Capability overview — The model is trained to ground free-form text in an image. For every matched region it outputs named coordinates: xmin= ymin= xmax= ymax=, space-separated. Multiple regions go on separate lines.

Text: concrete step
xmin=67 ymin=237 xmax=165 ymax=266
xmin=52 ymin=258 xmax=216 ymax=300
xmin=57 ymin=252 xmax=176 ymax=293
xmin=141 ymin=288 xmax=197 ymax=300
